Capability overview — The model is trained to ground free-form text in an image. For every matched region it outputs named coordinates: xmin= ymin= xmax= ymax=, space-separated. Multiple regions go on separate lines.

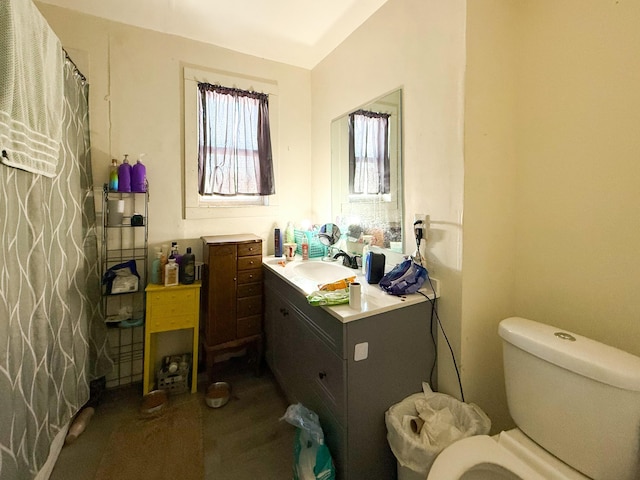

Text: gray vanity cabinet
xmin=264 ymin=268 xmax=436 ymax=480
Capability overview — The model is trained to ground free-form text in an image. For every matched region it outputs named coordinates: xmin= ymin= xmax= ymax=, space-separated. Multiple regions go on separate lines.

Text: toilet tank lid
xmin=499 ymin=317 xmax=640 ymax=392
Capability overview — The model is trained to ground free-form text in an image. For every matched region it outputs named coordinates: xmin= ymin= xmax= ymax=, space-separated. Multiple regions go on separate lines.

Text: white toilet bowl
xmin=427 ymin=429 xmax=588 ymax=480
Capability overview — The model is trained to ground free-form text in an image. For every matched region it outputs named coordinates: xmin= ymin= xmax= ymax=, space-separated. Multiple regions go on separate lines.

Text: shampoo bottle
xmin=117 ymin=154 xmax=132 ymax=192
xmin=131 ymin=154 xmax=147 ymax=192
xmin=159 ymin=244 xmax=168 ymax=284
xmin=150 ymin=247 xmax=161 ymax=284
xmin=109 ymin=159 xmax=119 ymax=191
xmin=285 ymin=221 xmax=295 ymax=244
xmin=179 ymin=247 xmax=196 ymax=284
xmin=274 ymin=228 xmax=283 ymax=257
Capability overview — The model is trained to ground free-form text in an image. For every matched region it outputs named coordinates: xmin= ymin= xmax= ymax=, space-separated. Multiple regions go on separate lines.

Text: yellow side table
xmin=144 ymin=281 xmax=201 ymax=394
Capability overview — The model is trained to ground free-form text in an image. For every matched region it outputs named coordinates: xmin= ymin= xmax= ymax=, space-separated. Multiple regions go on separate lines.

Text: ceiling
xmin=38 ymin=0 xmax=388 ymax=69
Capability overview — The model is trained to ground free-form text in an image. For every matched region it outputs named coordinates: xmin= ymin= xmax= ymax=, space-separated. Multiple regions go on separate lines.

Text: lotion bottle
xmin=117 ymin=154 xmax=132 ymax=192
xmin=164 ymin=258 xmax=179 ymax=286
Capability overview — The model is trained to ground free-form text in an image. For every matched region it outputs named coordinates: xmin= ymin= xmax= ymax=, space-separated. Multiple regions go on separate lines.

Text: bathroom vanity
xmin=263 ymin=259 xmax=436 ymax=480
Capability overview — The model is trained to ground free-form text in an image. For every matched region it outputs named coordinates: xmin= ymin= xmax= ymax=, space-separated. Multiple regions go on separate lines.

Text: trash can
xmin=385 ymin=384 xmax=491 ymax=480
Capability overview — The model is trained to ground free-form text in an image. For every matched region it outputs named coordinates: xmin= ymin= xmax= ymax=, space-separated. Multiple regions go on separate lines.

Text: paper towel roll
xmin=349 ymin=282 xmax=361 ymax=309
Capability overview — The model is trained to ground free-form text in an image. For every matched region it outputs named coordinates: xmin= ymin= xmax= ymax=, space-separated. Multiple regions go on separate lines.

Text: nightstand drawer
xmin=148 ymin=288 xmax=197 ymax=310
xmin=147 ymin=313 xmax=196 ymax=332
xmin=238 ymin=242 xmax=261 ymax=257
xmin=238 ymin=282 xmax=262 ymax=298
xmin=237 ymin=268 xmax=262 ymax=284
xmin=237 ymin=315 xmax=262 ymax=337
xmin=238 ymin=255 xmax=262 ymax=271
xmin=237 ymin=295 xmax=262 ymax=318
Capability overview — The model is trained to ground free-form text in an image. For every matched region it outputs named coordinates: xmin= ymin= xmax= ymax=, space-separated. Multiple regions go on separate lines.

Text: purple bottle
xmin=117 ymin=154 xmax=132 ymax=192
xmin=131 ymin=155 xmax=147 ymax=193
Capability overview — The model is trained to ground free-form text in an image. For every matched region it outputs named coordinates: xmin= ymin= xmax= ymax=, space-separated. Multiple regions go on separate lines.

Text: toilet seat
xmin=427 ymin=429 xmax=589 ymax=480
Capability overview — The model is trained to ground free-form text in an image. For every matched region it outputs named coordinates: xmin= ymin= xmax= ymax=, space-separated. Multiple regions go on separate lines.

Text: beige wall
xmin=38 ymin=2 xmax=313 ymax=259
xmin=463 ymin=0 xmax=518 ymax=432
xmin=465 ymin=0 xmax=640 ymax=432
xmin=312 ymin=0 xmax=468 ymax=399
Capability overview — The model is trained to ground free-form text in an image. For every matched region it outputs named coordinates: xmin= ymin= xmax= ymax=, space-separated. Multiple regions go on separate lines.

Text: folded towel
xmin=0 ymin=0 xmax=64 ymax=178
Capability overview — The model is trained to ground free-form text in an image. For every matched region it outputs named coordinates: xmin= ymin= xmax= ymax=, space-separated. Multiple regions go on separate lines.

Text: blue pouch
xmin=379 ymin=259 xmax=428 ymax=295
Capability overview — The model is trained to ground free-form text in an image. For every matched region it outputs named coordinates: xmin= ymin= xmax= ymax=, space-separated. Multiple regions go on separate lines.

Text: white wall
xmin=38 ymin=2 xmax=313 ymax=259
xmin=311 ymin=0 xmax=467 ymax=398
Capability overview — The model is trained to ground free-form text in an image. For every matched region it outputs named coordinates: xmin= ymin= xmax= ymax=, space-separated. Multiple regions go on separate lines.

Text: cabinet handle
xmin=318 ymin=371 xmax=327 ymax=380
xmin=279 ymin=308 xmax=289 ymax=316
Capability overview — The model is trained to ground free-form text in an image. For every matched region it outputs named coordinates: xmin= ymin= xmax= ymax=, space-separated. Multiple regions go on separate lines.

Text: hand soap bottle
xmin=117 ymin=154 xmax=132 ymax=192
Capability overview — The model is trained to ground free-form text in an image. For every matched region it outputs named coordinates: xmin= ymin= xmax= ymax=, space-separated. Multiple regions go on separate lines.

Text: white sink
xmin=288 ymin=260 xmax=356 ymax=285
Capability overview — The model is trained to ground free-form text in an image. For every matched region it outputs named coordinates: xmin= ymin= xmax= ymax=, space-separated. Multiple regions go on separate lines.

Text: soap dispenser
xmin=131 ymin=154 xmax=147 ymax=193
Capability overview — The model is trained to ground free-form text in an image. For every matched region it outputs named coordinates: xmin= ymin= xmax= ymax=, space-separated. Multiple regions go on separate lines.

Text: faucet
xmin=333 ymin=250 xmax=361 ymax=269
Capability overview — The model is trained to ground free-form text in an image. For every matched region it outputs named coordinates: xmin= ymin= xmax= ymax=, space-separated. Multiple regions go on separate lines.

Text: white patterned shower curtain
xmin=0 ymin=59 xmax=112 ymax=480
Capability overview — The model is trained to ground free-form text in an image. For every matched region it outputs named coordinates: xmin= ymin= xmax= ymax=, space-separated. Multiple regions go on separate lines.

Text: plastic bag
xmin=306 ymin=289 xmax=350 ymax=306
xmin=385 ymin=383 xmax=491 ymax=476
xmin=379 ymin=258 xmax=428 ymax=296
xmin=102 ymin=259 xmax=139 ymax=294
xmin=281 ymin=403 xmax=336 ymax=480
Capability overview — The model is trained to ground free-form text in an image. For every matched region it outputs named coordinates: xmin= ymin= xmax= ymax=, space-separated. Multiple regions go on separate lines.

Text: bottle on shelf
xmin=362 ymin=235 xmax=373 ymax=275
xmin=169 ymin=242 xmax=182 ymax=265
xmin=285 ymin=221 xmax=295 ymax=244
xmin=301 ymin=234 xmax=309 ymax=260
xmin=180 ymin=247 xmax=196 ymax=284
xmin=150 ymin=248 xmax=162 ymax=284
xmin=159 ymin=244 xmax=168 ymax=285
xmin=164 ymin=258 xmax=179 ymax=286
xmin=274 ymin=227 xmax=282 ymax=257
xmin=131 ymin=154 xmax=147 ymax=193
xmin=117 ymin=154 xmax=132 ymax=192
xmin=109 ymin=159 xmax=119 ymax=191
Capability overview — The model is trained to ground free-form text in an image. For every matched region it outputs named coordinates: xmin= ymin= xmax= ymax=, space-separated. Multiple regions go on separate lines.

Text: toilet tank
xmin=499 ymin=317 xmax=640 ymax=480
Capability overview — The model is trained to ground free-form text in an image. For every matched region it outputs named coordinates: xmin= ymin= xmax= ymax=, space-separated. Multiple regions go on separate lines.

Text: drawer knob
xmin=318 ymin=371 xmax=327 ymax=380
xmin=280 ymin=308 xmax=289 ymax=317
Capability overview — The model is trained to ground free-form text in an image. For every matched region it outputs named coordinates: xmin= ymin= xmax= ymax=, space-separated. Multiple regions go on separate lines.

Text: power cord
xmin=418 ymin=276 xmax=466 ymax=403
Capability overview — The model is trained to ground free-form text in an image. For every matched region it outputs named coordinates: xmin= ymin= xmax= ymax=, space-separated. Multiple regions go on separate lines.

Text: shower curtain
xmin=0 ymin=58 xmax=112 ymax=480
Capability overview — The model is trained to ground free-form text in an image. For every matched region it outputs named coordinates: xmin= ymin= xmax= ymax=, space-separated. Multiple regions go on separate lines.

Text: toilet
xmin=428 ymin=317 xmax=640 ymax=480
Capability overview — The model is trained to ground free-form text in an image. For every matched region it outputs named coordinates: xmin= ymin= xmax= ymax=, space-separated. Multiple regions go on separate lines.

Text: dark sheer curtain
xmin=197 ymin=83 xmax=274 ymax=196
xmin=348 ymin=110 xmax=390 ymax=195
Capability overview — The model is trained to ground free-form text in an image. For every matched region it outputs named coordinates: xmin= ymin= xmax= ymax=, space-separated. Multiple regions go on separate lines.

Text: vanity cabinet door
xmin=204 ymin=244 xmax=237 ymax=344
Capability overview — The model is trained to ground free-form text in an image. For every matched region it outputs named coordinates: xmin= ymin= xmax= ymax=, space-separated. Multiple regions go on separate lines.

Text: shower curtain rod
xmin=63 ymin=48 xmax=86 ymax=83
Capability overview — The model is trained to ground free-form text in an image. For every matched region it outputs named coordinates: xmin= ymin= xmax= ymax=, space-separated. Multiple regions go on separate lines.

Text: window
xmin=348 ymin=110 xmax=391 ymax=196
xmin=197 ymin=84 xmax=274 ymax=197
xmin=183 ymin=67 xmax=279 ymax=219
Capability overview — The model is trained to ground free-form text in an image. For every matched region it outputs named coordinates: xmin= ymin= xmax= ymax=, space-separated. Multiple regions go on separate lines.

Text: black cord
xmin=418 ymin=277 xmax=466 ymax=403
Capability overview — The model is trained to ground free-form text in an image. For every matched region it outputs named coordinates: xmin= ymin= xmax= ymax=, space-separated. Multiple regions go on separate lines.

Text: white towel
xmin=0 ymin=0 xmax=64 ymax=178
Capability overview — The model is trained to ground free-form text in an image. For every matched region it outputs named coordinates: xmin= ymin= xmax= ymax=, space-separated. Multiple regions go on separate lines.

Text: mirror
xmin=330 ymin=89 xmax=403 ymax=256
xmin=317 ymin=223 xmax=342 ymax=262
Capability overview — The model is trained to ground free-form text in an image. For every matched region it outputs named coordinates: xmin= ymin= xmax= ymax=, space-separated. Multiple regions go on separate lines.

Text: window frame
xmin=183 ymin=66 xmax=280 ymax=219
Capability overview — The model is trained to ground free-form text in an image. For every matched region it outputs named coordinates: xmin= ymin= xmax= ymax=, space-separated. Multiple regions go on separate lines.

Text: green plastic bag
xmin=281 ymin=403 xmax=336 ymax=480
xmin=306 ymin=290 xmax=349 ymax=306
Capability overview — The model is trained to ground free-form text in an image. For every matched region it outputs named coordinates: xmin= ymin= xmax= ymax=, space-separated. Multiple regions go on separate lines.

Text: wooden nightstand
xmin=143 ymin=282 xmax=201 ymax=394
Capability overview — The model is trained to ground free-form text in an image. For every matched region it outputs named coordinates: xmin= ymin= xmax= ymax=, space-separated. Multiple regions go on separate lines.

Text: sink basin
xmin=288 ymin=261 xmax=356 ymax=285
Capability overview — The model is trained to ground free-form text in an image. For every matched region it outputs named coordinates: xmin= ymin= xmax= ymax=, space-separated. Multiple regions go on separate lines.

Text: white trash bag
xmin=385 ymin=383 xmax=491 ymax=476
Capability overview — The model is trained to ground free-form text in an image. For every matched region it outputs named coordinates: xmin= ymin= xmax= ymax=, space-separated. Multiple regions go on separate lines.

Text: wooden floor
xmin=50 ymin=358 xmax=295 ymax=480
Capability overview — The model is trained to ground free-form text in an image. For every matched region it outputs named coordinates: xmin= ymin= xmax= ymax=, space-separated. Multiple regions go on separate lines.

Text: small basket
xmin=156 ymin=353 xmax=191 ymax=395
xmin=294 ymin=230 xmax=328 ymax=258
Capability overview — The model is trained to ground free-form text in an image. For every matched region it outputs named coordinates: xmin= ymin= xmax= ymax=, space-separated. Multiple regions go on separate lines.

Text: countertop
xmin=263 ymin=256 xmax=438 ymax=324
